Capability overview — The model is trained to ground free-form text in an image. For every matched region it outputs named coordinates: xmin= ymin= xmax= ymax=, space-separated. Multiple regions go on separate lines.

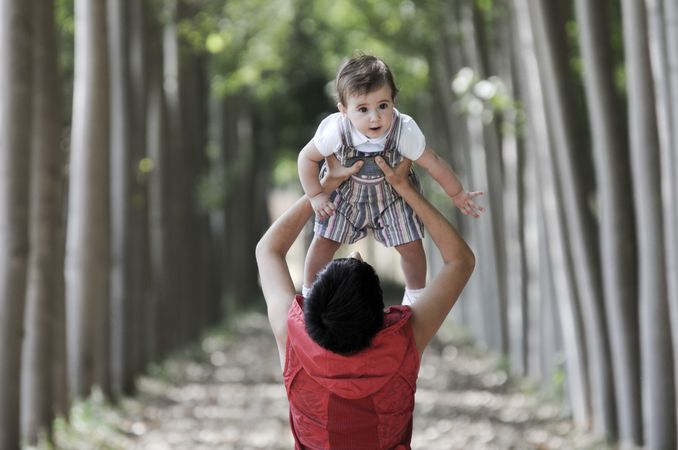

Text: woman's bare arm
xmin=375 ymin=156 xmax=475 ymax=355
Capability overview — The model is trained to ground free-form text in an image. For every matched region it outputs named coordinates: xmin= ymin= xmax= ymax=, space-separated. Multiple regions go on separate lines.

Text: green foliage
xmin=207 ymin=0 xmax=294 ymax=101
xmin=38 ymin=389 xmax=134 ymax=450
xmin=476 ymin=0 xmax=493 ymax=12
xmin=272 ymin=155 xmax=301 ymax=188
xmin=540 ymin=354 xmax=567 ymax=404
xmin=56 ymin=0 xmax=74 ymax=124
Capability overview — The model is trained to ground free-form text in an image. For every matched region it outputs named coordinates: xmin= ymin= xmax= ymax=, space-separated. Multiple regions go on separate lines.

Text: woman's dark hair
xmin=304 ymin=258 xmax=384 ymax=355
xmin=335 ymin=54 xmax=399 ymax=106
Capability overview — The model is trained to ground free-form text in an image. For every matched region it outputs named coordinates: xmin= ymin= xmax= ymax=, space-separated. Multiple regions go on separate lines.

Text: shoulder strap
xmin=338 ymin=114 xmax=354 ymax=148
xmin=384 ymin=110 xmax=403 ymax=165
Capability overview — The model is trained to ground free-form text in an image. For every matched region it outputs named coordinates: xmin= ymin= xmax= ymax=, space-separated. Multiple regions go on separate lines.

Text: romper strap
xmin=338 ymin=114 xmax=354 ymax=149
xmin=383 ymin=110 xmax=403 ymax=165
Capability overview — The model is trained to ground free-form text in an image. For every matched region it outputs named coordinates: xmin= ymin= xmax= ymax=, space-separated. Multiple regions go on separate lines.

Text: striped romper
xmin=315 ymin=110 xmax=425 ymax=247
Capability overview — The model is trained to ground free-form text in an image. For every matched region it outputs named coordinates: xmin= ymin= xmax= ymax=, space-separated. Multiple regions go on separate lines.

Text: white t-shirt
xmin=312 ymin=110 xmax=426 ymax=160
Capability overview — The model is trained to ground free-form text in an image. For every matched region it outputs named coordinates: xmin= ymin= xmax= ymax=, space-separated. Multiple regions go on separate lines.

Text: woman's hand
xmin=374 ymin=156 xmax=414 ymax=193
xmin=315 ymin=155 xmax=363 ymax=218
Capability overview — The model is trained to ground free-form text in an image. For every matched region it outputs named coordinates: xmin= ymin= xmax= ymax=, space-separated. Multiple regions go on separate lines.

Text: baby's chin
xmin=365 ymin=127 xmax=384 ymax=137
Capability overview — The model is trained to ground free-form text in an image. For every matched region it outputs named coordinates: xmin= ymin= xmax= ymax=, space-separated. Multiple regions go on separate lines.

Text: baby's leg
xmin=395 ymin=240 xmax=427 ymax=305
xmin=303 ymin=235 xmax=342 ymax=294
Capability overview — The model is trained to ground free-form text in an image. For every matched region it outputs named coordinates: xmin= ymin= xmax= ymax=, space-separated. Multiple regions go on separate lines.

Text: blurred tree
xmin=65 ymin=0 xmax=111 ymax=400
xmin=531 ymin=0 xmax=615 ymax=435
xmin=20 ymin=0 xmax=66 ymax=445
xmin=620 ymin=0 xmax=676 ymax=448
xmin=0 ymin=0 xmax=33 ymax=448
xmin=574 ymin=0 xmax=640 ymax=443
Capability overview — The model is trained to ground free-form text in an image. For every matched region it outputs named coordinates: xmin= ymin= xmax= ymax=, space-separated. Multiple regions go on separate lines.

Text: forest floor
xmin=42 ymin=309 xmax=618 ymax=450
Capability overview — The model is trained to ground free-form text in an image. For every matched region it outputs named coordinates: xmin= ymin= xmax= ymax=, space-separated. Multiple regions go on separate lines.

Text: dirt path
xmin=50 ymin=312 xmax=612 ymax=450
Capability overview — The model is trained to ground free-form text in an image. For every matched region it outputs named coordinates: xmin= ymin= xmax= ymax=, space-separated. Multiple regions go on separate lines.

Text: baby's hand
xmin=452 ymin=190 xmax=485 ymax=218
xmin=310 ymin=192 xmax=335 ymax=219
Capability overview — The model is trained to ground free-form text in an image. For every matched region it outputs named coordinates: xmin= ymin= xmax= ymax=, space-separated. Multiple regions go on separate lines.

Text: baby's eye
xmin=358 ymin=107 xmax=368 ymax=113
xmin=379 ymin=103 xmax=389 ymax=110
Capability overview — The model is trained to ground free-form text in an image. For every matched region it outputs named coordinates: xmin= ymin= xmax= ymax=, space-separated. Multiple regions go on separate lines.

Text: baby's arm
xmin=415 ymin=148 xmax=485 ymax=218
xmin=298 ymin=140 xmax=336 ymax=218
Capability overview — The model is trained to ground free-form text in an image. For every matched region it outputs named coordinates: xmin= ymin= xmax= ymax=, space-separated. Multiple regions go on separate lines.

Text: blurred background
xmin=1 ymin=0 xmax=677 ymax=448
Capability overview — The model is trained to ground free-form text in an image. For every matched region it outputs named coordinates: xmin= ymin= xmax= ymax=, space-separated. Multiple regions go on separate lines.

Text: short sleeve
xmin=398 ymin=114 xmax=426 ymax=160
xmin=312 ymin=113 xmax=342 ymax=157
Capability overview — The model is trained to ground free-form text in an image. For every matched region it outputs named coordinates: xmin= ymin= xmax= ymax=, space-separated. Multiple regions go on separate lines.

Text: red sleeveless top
xmin=284 ymin=295 xmax=420 ymax=449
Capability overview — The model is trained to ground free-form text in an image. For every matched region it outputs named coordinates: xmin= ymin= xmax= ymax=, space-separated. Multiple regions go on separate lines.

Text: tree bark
xmin=0 ymin=0 xmax=33 ymax=447
xmin=620 ymin=0 xmax=676 ymax=448
xmin=512 ymin=0 xmax=590 ymax=424
xmin=532 ymin=0 xmax=616 ymax=435
xmin=646 ymin=0 xmax=678 ymax=435
xmin=574 ymin=0 xmax=641 ymax=442
xmin=128 ymin=0 xmax=150 ymax=380
xmin=663 ymin=0 xmax=678 ymax=433
xmin=457 ymin=0 xmax=508 ymax=354
xmin=66 ymin=0 xmax=111 ymax=399
xmin=108 ymin=0 xmax=137 ymax=397
xmin=162 ymin=2 xmax=185 ymax=348
xmin=20 ymin=0 xmax=64 ymax=444
xmin=146 ymin=4 xmax=169 ymax=360
xmin=496 ymin=1 xmax=528 ymax=375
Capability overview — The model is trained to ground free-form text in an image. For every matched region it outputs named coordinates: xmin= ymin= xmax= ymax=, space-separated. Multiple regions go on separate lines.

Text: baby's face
xmin=339 ymin=84 xmax=395 ymax=139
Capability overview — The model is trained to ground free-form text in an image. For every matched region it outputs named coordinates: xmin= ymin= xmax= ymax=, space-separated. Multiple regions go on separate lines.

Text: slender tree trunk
xmin=457 ymin=0 xmax=508 ymax=354
xmin=179 ymin=50 xmax=212 ymax=332
xmin=532 ymin=0 xmax=616 ymax=435
xmin=147 ymin=7 xmax=169 ymax=360
xmin=620 ymin=0 xmax=676 ymax=448
xmin=512 ymin=0 xmax=590 ymax=424
xmin=20 ymin=0 xmax=63 ymax=444
xmin=0 ymin=0 xmax=33 ymax=447
xmin=507 ymin=3 xmax=544 ymax=381
xmin=223 ymin=97 xmax=258 ymax=309
xmin=663 ymin=0 xmax=678 ymax=432
xmin=162 ymin=2 xmax=188 ymax=346
xmin=434 ymin=2 xmax=480 ymax=328
xmin=496 ymin=0 xmax=529 ymax=375
xmin=574 ymin=0 xmax=641 ymax=442
xmin=646 ymin=0 xmax=678 ymax=435
xmin=496 ymin=2 xmax=528 ymax=375
xmin=108 ymin=0 xmax=148 ymax=396
xmin=66 ymin=0 xmax=111 ymax=399
xmin=128 ymin=0 xmax=150 ymax=380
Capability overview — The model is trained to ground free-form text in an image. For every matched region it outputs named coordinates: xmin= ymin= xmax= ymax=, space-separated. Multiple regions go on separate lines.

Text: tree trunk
xmin=162 ymin=4 xmax=184 ymax=348
xmin=432 ymin=1 xmax=480 ymax=329
xmin=620 ymin=0 xmax=676 ymax=448
xmin=574 ymin=0 xmax=641 ymax=442
xmin=108 ymin=0 xmax=137 ymax=397
xmin=532 ymin=0 xmax=616 ymax=435
xmin=647 ymin=0 xmax=678 ymax=435
xmin=128 ymin=0 xmax=150 ymax=380
xmin=0 ymin=0 xmax=33 ymax=447
xmin=496 ymin=1 xmax=528 ymax=375
xmin=222 ymin=97 xmax=260 ymax=310
xmin=512 ymin=0 xmax=590 ymax=424
xmin=664 ymin=0 xmax=678 ymax=433
xmin=457 ymin=0 xmax=508 ymax=354
xmin=507 ymin=3 xmax=544 ymax=381
xmin=147 ymin=5 xmax=170 ymax=360
xmin=180 ymin=50 xmax=211 ymax=332
xmin=20 ymin=0 xmax=63 ymax=444
xmin=65 ymin=0 xmax=111 ymax=399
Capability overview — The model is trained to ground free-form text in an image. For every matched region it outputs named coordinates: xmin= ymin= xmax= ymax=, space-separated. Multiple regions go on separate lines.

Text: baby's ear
xmin=337 ymin=102 xmax=346 ymax=114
